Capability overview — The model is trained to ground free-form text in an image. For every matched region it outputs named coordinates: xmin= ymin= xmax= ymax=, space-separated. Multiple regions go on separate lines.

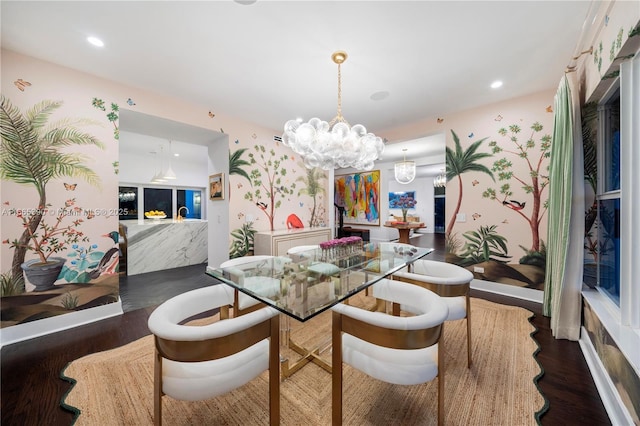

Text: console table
xmin=254 ymin=227 xmax=331 ymax=256
xmin=384 ymin=221 xmax=425 ymax=244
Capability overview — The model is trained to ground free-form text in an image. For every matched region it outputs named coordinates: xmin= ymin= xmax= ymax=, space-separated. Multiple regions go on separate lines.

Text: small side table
xmin=384 ymin=221 xmax=425 ymax=244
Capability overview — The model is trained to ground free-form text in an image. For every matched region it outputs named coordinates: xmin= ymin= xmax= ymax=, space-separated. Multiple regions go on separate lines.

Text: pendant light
xmin=151 ymin=147 xmax=167 ymax=183
xmin=434 ymin=169 xmax=447 ymax=187
xmin=282 ymin=51 xmax=385 ymax=171
xmin=394 ymin=149 xmax=416 ymax=184
xmin=163 ymin=140 xmax=177 ymax=180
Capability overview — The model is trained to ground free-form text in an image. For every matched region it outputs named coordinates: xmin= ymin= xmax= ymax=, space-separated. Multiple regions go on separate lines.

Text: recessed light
xmin=370 ymin=91 xmax=390 ymax=101
xmin=296 ymin=117 xmax=303 ymax=123
xmin=87 ymin=36 xmax=104 ymax=47
xmin=490 ymin=80 xmax=503 ymax=89
xmin=174 ymin=153 xmax=179 ymax=157
xmin=234 ymin=0 xmax=257 ymax=5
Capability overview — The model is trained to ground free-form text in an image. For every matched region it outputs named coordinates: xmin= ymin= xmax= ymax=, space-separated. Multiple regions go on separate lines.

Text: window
xmin=119 ymin=185 xmax=205 ymax=220
xmin=177 ymin=189 xmax=202 ymax=219
xmin=592 ymin=49 xmax=640 ymax=333
xmin=118 ymin=186 xmax=138 ymax=220
xmin=596 ymin=87 xmax=621 ymax=305
xmin=144 ymin=188 xmax=173 ymax=218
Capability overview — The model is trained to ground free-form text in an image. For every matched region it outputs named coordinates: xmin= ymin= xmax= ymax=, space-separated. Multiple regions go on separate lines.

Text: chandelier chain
xmin=282 ymin=50 xmax=384 ymax=171
xmin=329 ymin=62 xmax=349 ymax=127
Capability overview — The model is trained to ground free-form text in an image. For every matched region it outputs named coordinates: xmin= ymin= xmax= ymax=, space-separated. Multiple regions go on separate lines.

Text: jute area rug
xmin=62 ymin=296 xmax=546 ymax=425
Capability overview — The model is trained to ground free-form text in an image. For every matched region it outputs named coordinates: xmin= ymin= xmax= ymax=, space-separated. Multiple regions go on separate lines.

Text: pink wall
xmin=0 ymin=49 xmax=328 ymax=336
xmin=383 ymin=90 xmax=555 ymax=290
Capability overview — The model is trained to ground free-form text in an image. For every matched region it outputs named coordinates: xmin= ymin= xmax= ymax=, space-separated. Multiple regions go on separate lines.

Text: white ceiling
xmin=1 ymin=1 xmax=594 ymax=167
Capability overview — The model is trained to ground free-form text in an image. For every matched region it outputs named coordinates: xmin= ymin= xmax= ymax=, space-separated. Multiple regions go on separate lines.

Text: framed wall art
xmin=334 ymin=170 xmax=380 ymax=226
xmin=209 ymin=173 xmax=224 ymax=201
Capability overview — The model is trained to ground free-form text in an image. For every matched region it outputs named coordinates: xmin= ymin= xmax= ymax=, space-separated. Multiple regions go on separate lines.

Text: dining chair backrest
xmin=147 ymin=284 xmax=280 ymax=425
xmin=331 ymin=278 xmax=448 ymax=425
xmin=393 ymin=258 xmax=474 ymax=367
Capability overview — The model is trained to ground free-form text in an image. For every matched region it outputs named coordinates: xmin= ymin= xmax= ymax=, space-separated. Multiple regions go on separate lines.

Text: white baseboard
xmin=0 ymin=300 xmax=123 ymax=348
xmin=579 ymin=327 xmax=632 ymax=425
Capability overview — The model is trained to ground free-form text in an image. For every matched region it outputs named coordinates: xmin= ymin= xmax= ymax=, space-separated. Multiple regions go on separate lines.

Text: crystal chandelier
xmin=282 ymin=51 xmax=384 ymax=171
xmin=394 ymin=148 xmax=416 ymax=184
xmin=433 ymin=169 xmax=447 ymax=188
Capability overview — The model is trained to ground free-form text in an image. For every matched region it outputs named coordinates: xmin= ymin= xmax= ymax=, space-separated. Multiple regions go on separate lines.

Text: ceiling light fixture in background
xmin=163 ymin=140 xmax=177 ymax=180
xmin=282 ymin=51 xmax=385 ymax=171
xmin=433 ymin=169 xmax=447 ymax=188
xmin=394 ymin=149 xmax=416 ymax=184
xmin=87 ymin=36 xmax=104 ymax=47
xmin=490 ymin=80 xmax=503 ymax=89
xmin=151 ymin=148 xmax=167 ymax=183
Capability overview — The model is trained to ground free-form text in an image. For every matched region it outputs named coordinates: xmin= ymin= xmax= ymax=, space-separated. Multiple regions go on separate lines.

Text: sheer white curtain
xmin=543 ymin=73 xmax=585 ymax=340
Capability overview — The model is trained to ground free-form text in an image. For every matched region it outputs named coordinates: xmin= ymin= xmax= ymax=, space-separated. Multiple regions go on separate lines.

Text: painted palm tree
xmin=297 ymin=164 xmax=326 ymax=227
xmin=0 ymin=96 xmax=104 ymax=289
xmin=445 ymin=130 xmax=494 ymax=235
xmin=228 ymin=147 xmax=252 ymax=201
xmin=229 ymin=147 xmax=251 ymax=183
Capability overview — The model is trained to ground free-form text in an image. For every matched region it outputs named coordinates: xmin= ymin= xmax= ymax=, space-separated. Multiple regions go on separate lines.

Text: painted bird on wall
xmin=88 ymin=247 xmax=119 ymax=279
xmin=286 ymin=214 xmax=304 ymax=229
xmin=503 ymin=200 xmax=526 ymax=211
xmin=88 ymin=231 xmax=120 ymax=279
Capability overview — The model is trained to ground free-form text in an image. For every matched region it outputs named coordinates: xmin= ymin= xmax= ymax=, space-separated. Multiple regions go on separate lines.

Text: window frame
xmin=595 ymin=83 xmax=621 ymax=306
xmin=591 ymin=51 xmax=640 ymax=327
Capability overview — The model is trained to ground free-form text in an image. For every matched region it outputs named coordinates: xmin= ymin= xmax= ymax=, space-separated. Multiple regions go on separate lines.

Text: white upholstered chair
xmin=147 ymin=285 xmax=280 ymax=426
xmin=286 ymin=244 xmax=320 ymax=262
xmin=286 ymin=244 xmax=320 ymax=255
xmin=393 ymin=259 xmax=474 ymax=367
xmin=220 ymin=255 xmax=289 ymax=317
xmin=331 ymin=279 xmax=449 ymax=425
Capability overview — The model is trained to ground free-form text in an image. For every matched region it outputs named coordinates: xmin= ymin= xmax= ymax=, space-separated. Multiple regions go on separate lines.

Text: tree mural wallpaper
xmin=481 ymin=122 xmax=550 ymax=254
xmin=444 ymin=109 xmax=552 ymax=291
xmin=0 ymin=96 xmax=105 ymax=292
xmin=445 ymin=130 xmax=494 ymax=236
xmin=243 ymin=145 xmax=294 ymax=231
xmin=229 ymin=147 xmax=251 ymax=185
xmin=296 ymin=163 xmax=326 ymax=227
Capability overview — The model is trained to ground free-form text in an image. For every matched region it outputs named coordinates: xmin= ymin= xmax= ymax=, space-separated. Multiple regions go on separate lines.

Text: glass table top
xmin=206 ymin=242 xmax=433 ymax=322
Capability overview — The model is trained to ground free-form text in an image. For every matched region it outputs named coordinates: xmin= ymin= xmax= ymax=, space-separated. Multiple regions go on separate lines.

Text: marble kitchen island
xmin=121 ymin=219 xmax=208 ymax=275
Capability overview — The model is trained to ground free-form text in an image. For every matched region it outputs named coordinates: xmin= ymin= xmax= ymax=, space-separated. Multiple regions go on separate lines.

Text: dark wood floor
xmin=1 ymin=234 xmax=610 ymax=425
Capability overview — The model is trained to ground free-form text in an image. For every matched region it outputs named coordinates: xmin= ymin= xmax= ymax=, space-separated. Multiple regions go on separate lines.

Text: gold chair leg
xmin=438 ymin=324 xmax=444 ymax=426
xmin=466 ymin=293 xmax=472 ymax=368
xmin=220 ymin=305 xmax=230 ymax=320
xmin=332 ymin=311 xmax=343 ymax=426
xmin=269 ymin=316 xmax=280 ymax=426
xmin=154 ymin=346 xmax=162 ymax=426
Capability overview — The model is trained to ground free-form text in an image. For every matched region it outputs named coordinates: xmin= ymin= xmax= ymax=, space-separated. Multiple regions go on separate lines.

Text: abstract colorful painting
xmin=334 ymin=170 xmax=380 ymax=226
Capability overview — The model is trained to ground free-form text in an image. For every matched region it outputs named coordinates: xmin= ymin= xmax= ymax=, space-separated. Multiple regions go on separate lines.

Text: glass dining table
xmin=206 ymin=242 xmax=433 ymax=377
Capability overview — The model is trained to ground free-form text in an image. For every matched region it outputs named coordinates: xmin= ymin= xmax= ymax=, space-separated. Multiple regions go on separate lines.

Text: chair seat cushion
xmin=342 ymin=333 xmax=439 ymax=385
xmin=238 ymin=276 xmax=281 ymax=309
xmin=401 ymin=295 xmax=466 ymax=321
xmin=410 ymin=260 xmax=474 ymax=284
xmin=308 ymin=262 xmax=341 ymax=276
xmin=162 ymin=339 xmax=269 ymax=401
